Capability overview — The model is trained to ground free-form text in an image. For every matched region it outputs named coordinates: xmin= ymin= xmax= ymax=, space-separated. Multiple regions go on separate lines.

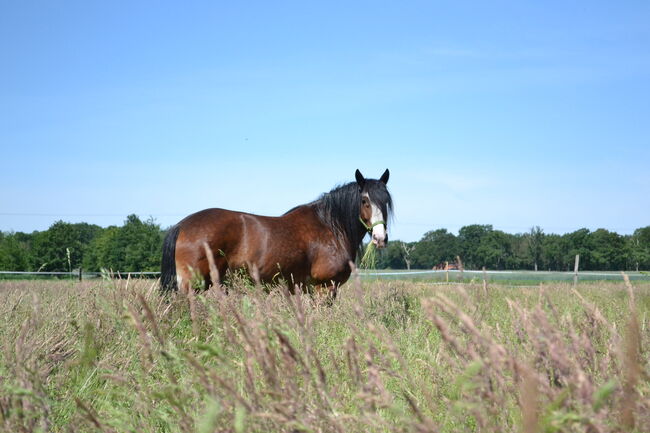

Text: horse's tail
xmin=160 ymin=224 xmax=181 ymax=292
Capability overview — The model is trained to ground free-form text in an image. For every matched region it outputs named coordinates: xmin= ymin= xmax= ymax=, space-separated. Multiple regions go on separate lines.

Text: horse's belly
xmin=255 ymin=245 xmax=310 ymax=285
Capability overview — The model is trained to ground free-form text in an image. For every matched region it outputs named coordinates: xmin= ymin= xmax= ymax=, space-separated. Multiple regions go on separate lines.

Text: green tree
xmin=526 ymin=226 xmax=544 ymax=271
xmin=475 ymin=229 xmax=512 ymax=270
xmin=30 ymin=221 xmax=103 ymax=272
xmin=505 ymin=233 xmax=529 ymax=270
xmin=0 ymin=232 xmax=31 ymax=271
xmin=31 ymin=221 xmax=77 ymax=271
xmin=376 ymin=241 xmax=409 ymax=269
xmin=458 ymin=224 xmax=493 ymax=269
xmin=82 ymin=216 xmax=163 ymax=272
xmin=411 ymin=229 xmax=459 ymax=269
xmin=590 ymin=228 xmax=628 ymax=271
xmin=82 ymin=226 xmax=119 ymax=271
xmin=118 ymin=215 xmax=163 ymax=272
xmin=629 ymin=226 xmax=650 ymax=271
xmin=564 ymin=228 xmax=593 ymax=271
xmin=542 ymin=234 xmax=568 ymax=271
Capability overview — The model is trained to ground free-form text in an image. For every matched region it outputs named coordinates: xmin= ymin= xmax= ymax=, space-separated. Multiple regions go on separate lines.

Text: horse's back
xmin=176 ymin=208 xmax=251 ymax=266
xmin=177 ymin=208 xmax=241 ymax=243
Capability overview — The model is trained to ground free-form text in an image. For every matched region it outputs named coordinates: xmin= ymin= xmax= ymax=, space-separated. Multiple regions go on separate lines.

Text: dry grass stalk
xmin=2 ymin=277 xmax=649 ymax=432
xmin=519 ymin=364 xmax=540 ymax=433
xmin=127 ymin=303 xmax=154 ymax=370
xmin=424 ymin=283 xmax=649 ymax=432
xmin=619 ymin=312 xmax=641 ymax=430
xmin=186 ymin=283 xmax=199 ymax=337
xmin=619 ymin=273 xmax=642 ymax=430
xmin=137 ymin=293 xmax=165 ymax=346
xmin=75 ymin=397 xmax=112 ymax=432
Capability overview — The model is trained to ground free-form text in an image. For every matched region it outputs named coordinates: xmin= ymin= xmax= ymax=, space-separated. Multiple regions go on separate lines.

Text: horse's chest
xmin=308 ymin=246 xmax=351 ymax=284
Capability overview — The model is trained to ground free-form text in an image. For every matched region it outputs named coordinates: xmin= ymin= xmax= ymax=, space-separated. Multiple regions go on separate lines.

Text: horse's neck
xmin=306 ymin=202 xmax=364 ymax=259
xmin=285 ymin=203 xmax=360 ymax=248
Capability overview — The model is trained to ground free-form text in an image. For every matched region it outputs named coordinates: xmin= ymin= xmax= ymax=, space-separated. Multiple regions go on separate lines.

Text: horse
xmin=160 ymin=169 xmax=392 ymax=297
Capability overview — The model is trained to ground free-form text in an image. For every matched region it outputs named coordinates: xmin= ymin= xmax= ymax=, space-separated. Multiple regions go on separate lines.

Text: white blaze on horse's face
xmin=363 ymin=192 xmax=387 ymax=248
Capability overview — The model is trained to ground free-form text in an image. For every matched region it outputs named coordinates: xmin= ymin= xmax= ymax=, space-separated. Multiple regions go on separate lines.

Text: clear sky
xmin=1 ymin=1 xmax=649 ymax=241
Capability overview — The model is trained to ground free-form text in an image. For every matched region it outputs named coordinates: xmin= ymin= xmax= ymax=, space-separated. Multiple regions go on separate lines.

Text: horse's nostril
xmin=372 ymin=234 xmax=387 ymax=248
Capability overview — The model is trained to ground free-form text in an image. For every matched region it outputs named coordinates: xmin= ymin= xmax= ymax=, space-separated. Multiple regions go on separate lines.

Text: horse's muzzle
xmin=372 ymin=233 xmax=387 ymax=248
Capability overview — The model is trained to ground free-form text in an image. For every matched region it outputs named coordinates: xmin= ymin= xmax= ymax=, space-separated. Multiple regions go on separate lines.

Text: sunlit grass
xmin=1 ymin=276 xmax=649 ymax=432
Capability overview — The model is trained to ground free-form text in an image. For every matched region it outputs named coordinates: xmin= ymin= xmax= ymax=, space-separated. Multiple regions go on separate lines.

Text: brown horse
xmin=160 ymin=169 xmax=392 ymax=297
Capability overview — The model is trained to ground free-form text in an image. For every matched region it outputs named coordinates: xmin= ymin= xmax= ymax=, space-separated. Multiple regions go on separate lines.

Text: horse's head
xmin=355 ymin=169 xmax=392 ymax=248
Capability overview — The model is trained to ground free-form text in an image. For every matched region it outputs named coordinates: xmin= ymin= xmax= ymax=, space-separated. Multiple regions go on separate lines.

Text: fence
xmin=1 ymin=269 xmax=648 ymax=284
xmin=358 ymin=269 xmax=650 ymax=284
xmin=0 ymin=271 xmax=160 ymax=280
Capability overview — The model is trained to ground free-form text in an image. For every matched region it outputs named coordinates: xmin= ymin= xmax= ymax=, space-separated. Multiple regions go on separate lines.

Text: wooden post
xmin=573 ymin=254 xmax=580 ymax=287
xmin=79 ymin=268 xmax=82 ymax=281
xmin=445 ymin=261 xmax=449 ymax=282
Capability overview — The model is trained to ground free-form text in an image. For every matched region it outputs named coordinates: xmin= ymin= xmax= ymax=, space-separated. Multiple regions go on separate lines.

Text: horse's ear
xmin=379 ymin=169 xmax=390 ymax=185
xmin=355 ymin=169 xmax=366 ymax=189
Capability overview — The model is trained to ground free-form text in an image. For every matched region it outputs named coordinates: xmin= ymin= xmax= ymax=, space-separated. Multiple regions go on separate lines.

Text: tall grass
xmin=0 ymin=274 xmax=648 ymax=432
xmin=359 ymin=243 xmax=378 ymax=270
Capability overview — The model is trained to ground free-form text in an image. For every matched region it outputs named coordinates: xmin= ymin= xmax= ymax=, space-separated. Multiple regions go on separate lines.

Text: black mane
xmin=310 ymin=180 xmax=393 ymax=258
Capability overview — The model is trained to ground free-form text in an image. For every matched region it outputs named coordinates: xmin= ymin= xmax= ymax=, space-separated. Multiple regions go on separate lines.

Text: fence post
xmin=573 ymin=254 xmax=580 ymax=287
xmin=79 ymin=268 xmax=82 ymax=281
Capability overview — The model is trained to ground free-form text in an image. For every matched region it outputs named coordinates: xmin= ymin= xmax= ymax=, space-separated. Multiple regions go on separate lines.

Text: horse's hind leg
xmin=176 ymin=258 xmax=206 ymax=294
xmin=207 ymin=258 xmax=229 ymax=293
xmin=176 ymin=273 xmax=191 ymax=294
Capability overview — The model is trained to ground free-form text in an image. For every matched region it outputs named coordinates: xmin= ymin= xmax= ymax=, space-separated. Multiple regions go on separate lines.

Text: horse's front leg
xmin=309 ymin=257 xmax=348 ymax=302
xmin=312 ymin=282 xmax=338 ymax=302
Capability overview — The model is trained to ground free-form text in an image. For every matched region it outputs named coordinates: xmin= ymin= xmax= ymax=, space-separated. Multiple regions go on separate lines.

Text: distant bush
xmin=0 ymin=215 xmax=163 ymax=272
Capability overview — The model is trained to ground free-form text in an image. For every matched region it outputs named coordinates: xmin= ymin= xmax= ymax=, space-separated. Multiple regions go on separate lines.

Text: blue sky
xmin=1 ymin=1 xmax=649 ymax=241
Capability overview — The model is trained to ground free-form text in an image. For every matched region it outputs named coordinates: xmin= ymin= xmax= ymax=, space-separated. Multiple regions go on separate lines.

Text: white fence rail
xmin=0 ymin=271 xmax=160 ymax=279
xmin=359 ymin=269 xmax=647 ymax=277
xmin=358 ymin=269 xmax=650 ymax=284
xmin=0 ymin=269 xmax=648 ymax=283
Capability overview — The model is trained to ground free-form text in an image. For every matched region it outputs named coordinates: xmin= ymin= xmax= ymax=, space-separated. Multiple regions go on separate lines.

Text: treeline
xmin=0 ymin=215 xmax=163 ymax=272
xmin=376 ymin=225 xmax=650 ymax=271
xmin=1 ymin=219 xmax=649 ymax=272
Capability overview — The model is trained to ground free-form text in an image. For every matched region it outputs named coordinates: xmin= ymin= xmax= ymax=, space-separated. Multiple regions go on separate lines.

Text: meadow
xmin=1 ymin=273 xmax=649 ymax=432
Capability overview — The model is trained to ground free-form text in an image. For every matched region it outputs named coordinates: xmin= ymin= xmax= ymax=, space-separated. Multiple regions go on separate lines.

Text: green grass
xmin=1 ymin=275 xmax=649 ymax=432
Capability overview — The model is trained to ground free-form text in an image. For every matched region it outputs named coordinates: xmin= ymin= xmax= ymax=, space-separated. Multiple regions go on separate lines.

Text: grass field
xmin=1 ymin=273 xmax=649 ymax=432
